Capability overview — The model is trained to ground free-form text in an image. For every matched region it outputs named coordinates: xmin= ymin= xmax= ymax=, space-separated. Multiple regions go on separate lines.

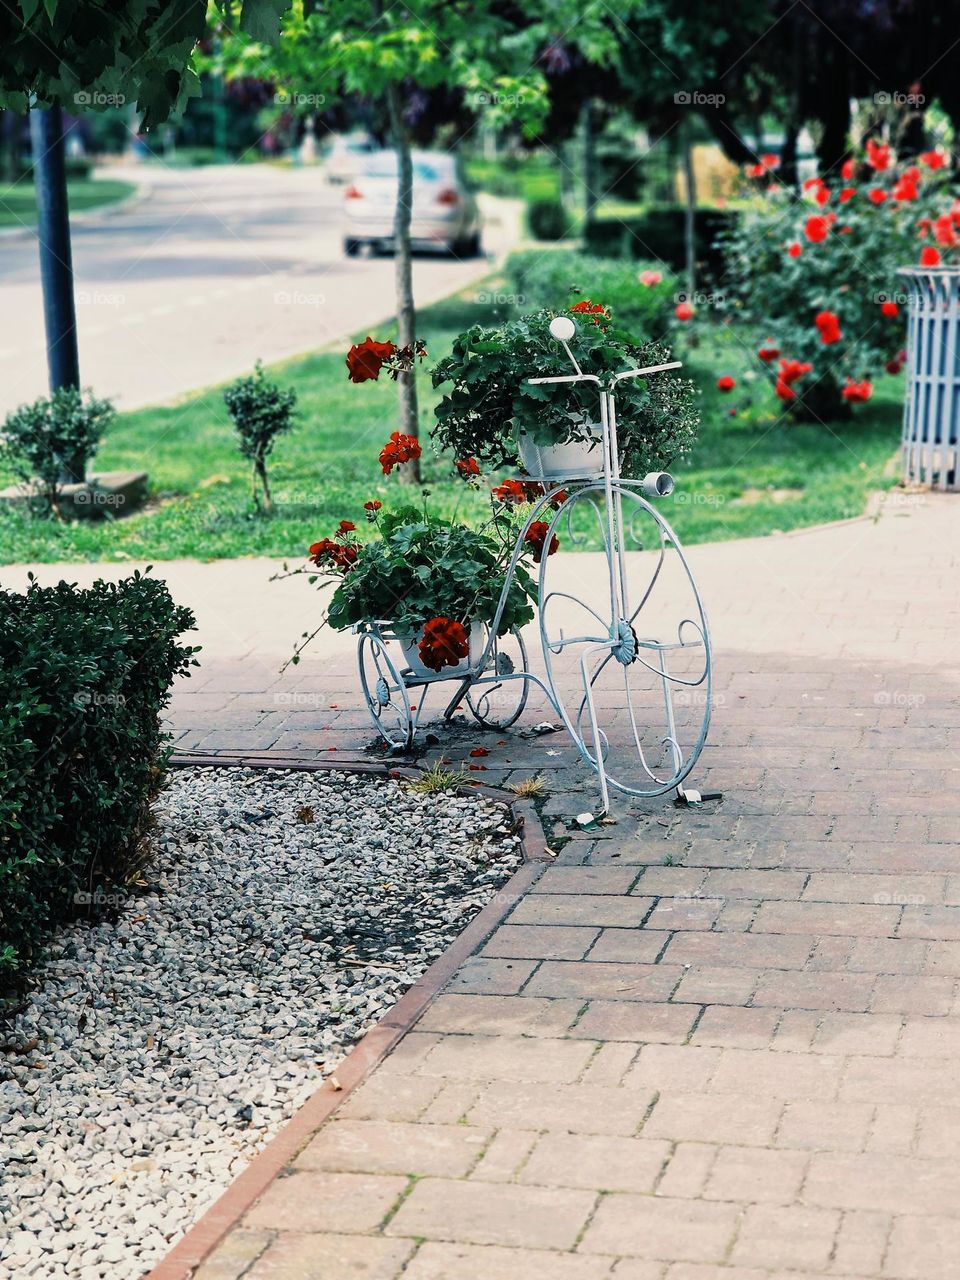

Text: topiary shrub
xmin=1 ymin=387 xmax=114 ymax=516
xmin=223 ymin=360 xmax=298 ymax=513
xmin=526 ymin=197 xmax=570 ymax=241
xmin=0 ymin=573 xmax=198 ymax=983
xmin=506 ymin=248 xmax=674 ymax=339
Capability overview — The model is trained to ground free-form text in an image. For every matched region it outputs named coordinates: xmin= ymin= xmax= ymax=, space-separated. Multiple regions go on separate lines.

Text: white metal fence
xmin=899 ymin=267 xmax=960 ymax=490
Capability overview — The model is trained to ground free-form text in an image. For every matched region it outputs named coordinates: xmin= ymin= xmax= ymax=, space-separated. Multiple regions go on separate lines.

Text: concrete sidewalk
xmin=7 ymin=492 xmax=960 ymax=1278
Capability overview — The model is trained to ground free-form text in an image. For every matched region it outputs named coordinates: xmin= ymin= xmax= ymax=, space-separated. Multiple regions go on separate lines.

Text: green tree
xmin=211 ymin=0 xmax=624 ymax=481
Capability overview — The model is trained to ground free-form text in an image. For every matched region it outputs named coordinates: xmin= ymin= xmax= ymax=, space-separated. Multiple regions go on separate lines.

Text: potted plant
xmin=430 ymin=303 xmax=699 ymax=480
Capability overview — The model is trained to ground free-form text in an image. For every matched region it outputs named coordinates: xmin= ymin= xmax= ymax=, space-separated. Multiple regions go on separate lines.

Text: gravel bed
xmin=0 ymin=767 xmax=523 ymax=1280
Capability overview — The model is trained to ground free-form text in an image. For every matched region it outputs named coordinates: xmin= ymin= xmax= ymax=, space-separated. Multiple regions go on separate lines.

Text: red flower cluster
xmin=346 ymin=336 xmax=396 ymax=383
xmin=920 ymin=150 xmax=946 ymax=171
xmin=757 ymin=340 xmax=780 ymax=362
xmin=842 ymin=378 xmax=873 ymax=404
xmin=379 ymin=431 xmax=422 ymax=475
xmin=363 ymin=499 xmax=382 ymax=520
xmin=716 ymin=375 xmax=736 ymax=392
xmin=804 ymin=215 xmax=830 ymax=243
xmin=455 ymin=456 xmax=480 ymax=478
xmin=523 ymin=520 xmax=559 ymax=563
xmin=746 ymin=153 xmax=780 ymax=179
xmin=814 ymin=310 xmax=842 ymax=345
xmin=570 ymin=299 xmax=607 ymax=324
xmin=866 ymin=139 xmax=891 ymax=171
xmin=418 ymin=617 xmax=470 ymax=672
xmin=775 ymin=358 xmax=812 ymax=402
xmin=491 ymin=478 xmax=567 ymax=508
xmin=309 ymin=537 xmax=359 ymax=572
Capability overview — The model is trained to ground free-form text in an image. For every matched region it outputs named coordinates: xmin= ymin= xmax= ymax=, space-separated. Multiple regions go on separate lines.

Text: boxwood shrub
xmin=505 ymin=247 xmax=674 ymax=339
xmin=583 ymin=206 xmax=739 ymax=284
xmin=0 ymin=572 xmax=198 ymax=981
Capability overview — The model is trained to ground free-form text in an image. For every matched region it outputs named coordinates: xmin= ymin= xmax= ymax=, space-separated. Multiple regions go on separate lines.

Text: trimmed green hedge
xmin=583 ymin=207 xmax=739 ymax=282
xmin=0 ymin=573 xmax=198 ymax=980
xmin=505 ymin=247 xmax=675 ymax=339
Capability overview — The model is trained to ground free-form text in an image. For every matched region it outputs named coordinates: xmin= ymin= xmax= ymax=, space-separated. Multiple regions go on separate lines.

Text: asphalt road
xmin=0 ymin=163 xmax=517 ymax=417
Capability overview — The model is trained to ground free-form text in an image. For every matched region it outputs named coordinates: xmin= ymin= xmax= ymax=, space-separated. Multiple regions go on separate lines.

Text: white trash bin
xmin=898 ymin=266 xmax=960 ymax=490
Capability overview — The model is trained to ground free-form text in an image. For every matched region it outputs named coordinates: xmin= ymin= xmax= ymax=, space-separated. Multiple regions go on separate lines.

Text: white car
xmin=324 ymin=135 xmax=375 ymax=185
xmin=343 ymin=150 xmax=482 ymax=258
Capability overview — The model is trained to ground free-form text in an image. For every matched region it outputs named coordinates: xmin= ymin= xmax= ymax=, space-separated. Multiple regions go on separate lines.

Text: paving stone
xmin=624 ymin=1045 xmax=722 ymax=1093
xmin=571 ymin=1000 xmax=698 ymax=1043
xmin=813 ymin=1012 xmax=902 ymax=1056
xmin=535 ymin=866 xmax=641 ymax=894
xmin=707 ymin=1049 xmax=844 ymax=1101
xmin=246 ymin=1232 xmax=414 ymax=1279
xmin=644 ymin=897 xmax=724 ymax=931
xmin=729 ymin=1204 xmax=840 ymax=1270
xmin=579 ymin=1195 xmax=739 ymax=1263
xmin=509 ymin=894 xmax=657 ymax=928
xmin=337 ymin=1074 xmax=441 ymax=1121
xmin=384 ymin=1178 xmax=596 ymax=1250
xmin=691 ymin=1006 xmax=778 ymax=1049
xmin=884 ymin=1214 xmax=960 ymax=1280
xmin=663 ymin=931 xmax=814 ymax=971
xmin=832 ymin=1209 xmax=891 ymax=1276
xmin=415 ymin=994 xmax=581 ymax=1037
xmin=774 ymin=1100 xmax=873 ymax=1152
xmin=519 ymin=1132 xmax=670 ymax=1193
xmin=244 ymin=1171 xmax=408 ymax=1233
xmin=468 ymin=1130 xmax=538 ymax=1182
xmin=703 ymin=1145 xmax=807 ymax=1204
xmin=295 ymin=1120 xmax=489 ymax=1178
xmin=447 ymin=956 xmax=539 ymax=995
xmin=415 ymin=1033 xmax=596 ymax=1083
xmin=645 ymin=1091 xmax=781 ymax=1146
xmin=402 ymin=1242 xmax=616 ymax=1280
xmin=804 ymin=1151 xmax=960 ymax=1214
xmin=466 ymin=1080 xmax=656 ymax=1135
xmin=654 ymin=1143 xmax=719 ymax=1198
xmin=585 ymin=928 xmax=672 ymax=963
xmin=579 ymin=1041 xmax=641 ymax=1085
xmin=524 ymin=961 xmax=682 ymax=1001
xmin=194 ymin=1230 xmax=272 ymax=1280
xmin=482 ymin=924 xmax=600 ymax=960
xmin=751 ymin=900 xmax=901 ymax=937
xmin=671 ymin=965 xmax=759 ymax=1005
xmin=870 ymin=973 xmax=956 ymax=1016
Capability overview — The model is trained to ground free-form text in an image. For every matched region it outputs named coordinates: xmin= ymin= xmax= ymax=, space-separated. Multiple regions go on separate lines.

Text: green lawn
xmin=0 ymin=288 xmax=902 ymax=564
xmin=0 ymin=177 xmax=136 ymax=228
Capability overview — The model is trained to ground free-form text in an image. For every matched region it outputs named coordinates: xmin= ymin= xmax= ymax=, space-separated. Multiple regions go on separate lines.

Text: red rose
xmin=892 ymin=177 xmax=919 ymax=201
xmin=758 ymin=341 xmax=780 ymax=362
xmin=920 ymin=150 xmax=945 ymax=170
xmin=933 ymin=214 xmax=957 ymax=248
xmin=885 ymin=359 xmax=903 ymax=374
xmin=814 ymin=310 xmax=842 ymax=345
xmin=379 ymin=431 xmax=422 ymax=475
xmin=841 ymin=378 xmax=872 ymax=404
xmin=868 ymin=188 xmax=887 ymax=205
xmin=775 ymin=379 xmax=797 ymax=401
xmin=805 ymin=216 xmax=829 ymax=243
xmin=346 ymin=336 xmax=396 ymax=383
xmin=920 ymin=246 xmax=942 ymax=266
xmin=866 ymin=139 xmax=890 ymax=171
xmin=841 ymin=158 xmax=856 ymax=180
xmin=787 ymin=242 xmax=802 ymax=258
xmin=523 ymin=520 xmax=559 ymax=563
xmin=746 ymin=163 xmax=765 ymax=179
xmin=760 ymin=153 xmax=780 ymax=170
xmin=418 ymin=617 xmax=470 ymax=672
xmin=675 ymin=301 xmax=695 ymax=321
xmin=716 ymin=375 xmax=736 ymax=392
xmin=839 ymin=187 xmax=857 ymax=203
xmin=880 ymin=300 xmax=899 ymax=318
xmin=778 ymin=358 xmax=812 ymax=385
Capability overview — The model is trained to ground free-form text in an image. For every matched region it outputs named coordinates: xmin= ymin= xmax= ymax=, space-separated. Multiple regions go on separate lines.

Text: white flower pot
xmin=398 ymin=621 xmax=484 ymax=679
xmin=518 ymin=423 xmax=605 ymax=481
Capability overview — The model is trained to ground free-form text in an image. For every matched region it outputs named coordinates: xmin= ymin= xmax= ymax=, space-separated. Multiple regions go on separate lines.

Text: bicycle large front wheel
xmin=537 ymin=484 xmax=712 ymax=799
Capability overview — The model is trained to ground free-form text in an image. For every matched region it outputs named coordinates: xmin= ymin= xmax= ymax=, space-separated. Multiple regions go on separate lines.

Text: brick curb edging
xmin=145 ymin=754 xmax=550 ymax=1280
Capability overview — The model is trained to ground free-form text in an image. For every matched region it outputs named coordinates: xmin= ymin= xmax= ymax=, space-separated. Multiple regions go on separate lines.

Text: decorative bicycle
xmin=357 ymin=316 xmax=713 ymax=812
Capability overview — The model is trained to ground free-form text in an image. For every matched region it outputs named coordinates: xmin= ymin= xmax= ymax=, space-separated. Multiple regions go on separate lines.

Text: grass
xmin=0 ymin=178 xmax=136 ymax=229
xmin=0 ymin=285 xmax=902 ymax=564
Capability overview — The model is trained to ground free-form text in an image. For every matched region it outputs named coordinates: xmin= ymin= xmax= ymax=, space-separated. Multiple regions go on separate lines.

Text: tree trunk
xmin=254 ymin=456 xmax=272 ymax=513
xmin=582 ymin=98 xmax=598 ymax=229
xmin=681 ymin=126 xmax=697 ymax=302
xmin=385 ymin=81 xmax=421 ymax=485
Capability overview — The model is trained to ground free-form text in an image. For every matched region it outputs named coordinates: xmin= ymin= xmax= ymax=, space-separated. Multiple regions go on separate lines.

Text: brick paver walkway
xmin=4 ymin=493 xmax=959 ymax=1278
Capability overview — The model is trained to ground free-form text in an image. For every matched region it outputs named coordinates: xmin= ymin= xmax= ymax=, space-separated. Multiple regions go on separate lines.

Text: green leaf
xmin=239 ymin=0 xmax=290 ymax=43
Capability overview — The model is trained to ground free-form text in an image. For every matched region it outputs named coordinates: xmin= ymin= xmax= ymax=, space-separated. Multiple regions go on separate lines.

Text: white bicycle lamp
xmin=641 ymin=472 xmax=675 ymax=499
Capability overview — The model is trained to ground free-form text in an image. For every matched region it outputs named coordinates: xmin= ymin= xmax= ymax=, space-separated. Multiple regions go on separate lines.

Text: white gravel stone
xmin=0 ymin=767 xmax=522 ymax=1279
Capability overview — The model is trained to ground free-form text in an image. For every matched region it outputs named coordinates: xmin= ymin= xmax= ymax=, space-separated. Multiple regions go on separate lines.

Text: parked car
xmin=324 ymin=134 xmax=375 ymax=184
xmin=342 ymin=150 xmax=482 ymax=258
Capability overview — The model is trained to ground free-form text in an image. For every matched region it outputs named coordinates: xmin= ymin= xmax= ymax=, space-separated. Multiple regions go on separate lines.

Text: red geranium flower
xmin=880 ymin=300 xmax=899 ymax=318
xmin=868 ymin=188 xmax=888 ymax=205
xmin=523 ymin=520 xmax=559 ymax=563
xmin=346 ymin=336 xmax=396 ymax=383
xmin=675 ymin=301 xmax=695 ymax=321
xmin=309 ymin=538 xmax=358 ymax=572
xmin=758 ymin=340 xmax=780 ymax=362
xmin=778 ymin=358 xmax=812 ymax=385
xmin=841 ymin=157 xmax=856 ymax=180
xmin=921 ymin=246 xmax=942 ymax=266
xmin=455 ymin=456 xmax=481 ymax=478
xmin=379 ymin=431 xmax=422 ymax=475
xmin=788 ymin=242 xmax=802 ymax=258
xmin=491 ymin=478 xmax=529 ymax=505
xmin=814 ymin=310 xmax=842 ymax=345
xmin=920 ymin=150 xmax=946 ymax=170
xmin=716 ymin=375 xmax=736 ymax=392
xmin=842 ymin=378 xmax=873 ymax=404
xmin=363 ymin=500 xmax=382 ymax=520
xmin=570 ymin=300 xmax=607 ymax=324
xmin=418 ymin=617 xmax=470 ymax=672
xmin=866 ymin=139 xmax=890 ymax=171
xmin=805 ymin=216 xmax=830 ymax=243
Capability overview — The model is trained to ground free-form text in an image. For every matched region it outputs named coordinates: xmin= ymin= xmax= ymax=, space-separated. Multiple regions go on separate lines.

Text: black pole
xmin=29 ymin=102 xmax=83 ymax=483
